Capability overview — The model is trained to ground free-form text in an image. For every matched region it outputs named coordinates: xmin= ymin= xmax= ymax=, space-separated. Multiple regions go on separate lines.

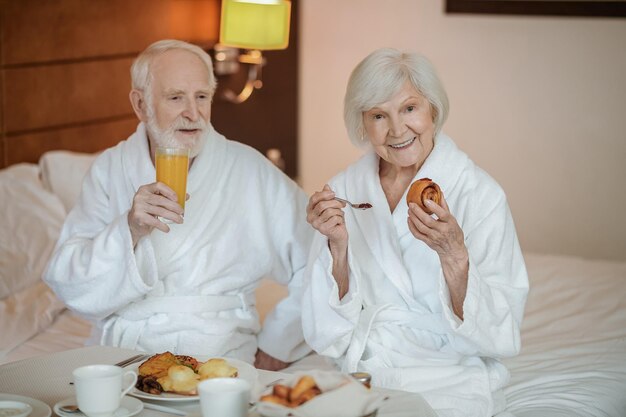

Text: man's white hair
xmin=133 ymin=40 xmax=214 ymax=158
xmin=344 ymin=48 xmax=449 ymax=148
xmin=130 ymin=39 xmax=217 ymax=99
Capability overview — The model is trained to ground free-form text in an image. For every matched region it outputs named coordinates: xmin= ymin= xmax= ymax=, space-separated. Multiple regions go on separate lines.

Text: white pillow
xmin=0 ymin=281 xmax=66 ymax=358
xmin=0 ymin=164 xmax=66 ymax=299
xmin=39 ymin=150 xmax=98 ymax=212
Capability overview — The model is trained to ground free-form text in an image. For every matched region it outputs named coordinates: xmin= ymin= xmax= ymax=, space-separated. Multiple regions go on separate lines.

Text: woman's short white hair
xmin=344 ymin=48 xmax=449 ymax=147
xmin=130 ymin=39 xmax=217 ymax=101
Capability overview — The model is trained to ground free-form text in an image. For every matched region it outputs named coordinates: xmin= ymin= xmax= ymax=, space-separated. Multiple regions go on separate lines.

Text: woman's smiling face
xmin=363 ymin=81 xmax=436 ymax=171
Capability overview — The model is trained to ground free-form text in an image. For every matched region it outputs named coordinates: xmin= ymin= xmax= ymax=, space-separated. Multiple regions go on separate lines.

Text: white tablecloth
xmin=0 ymin=346 xmax=437 ymax=417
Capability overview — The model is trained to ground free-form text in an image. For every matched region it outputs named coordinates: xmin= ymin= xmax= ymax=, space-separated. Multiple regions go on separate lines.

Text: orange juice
xmin=156 ymin=148 xmax=189 ymax=209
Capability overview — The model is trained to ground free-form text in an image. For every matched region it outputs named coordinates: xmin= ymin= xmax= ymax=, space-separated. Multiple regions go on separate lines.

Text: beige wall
xmin=299 ymin=0 xmax=626 ymax=261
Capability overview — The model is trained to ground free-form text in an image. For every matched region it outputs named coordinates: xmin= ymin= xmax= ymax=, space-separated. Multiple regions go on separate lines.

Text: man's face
xmin=145 ymin=49 xmax=212 ymax=157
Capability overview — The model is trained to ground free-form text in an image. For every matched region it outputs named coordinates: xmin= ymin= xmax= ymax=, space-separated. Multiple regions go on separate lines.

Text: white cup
xmin=198 ymin=378 xmax=251 ymax=417
xmin=73 ymin=365 xmax=138 ymax=417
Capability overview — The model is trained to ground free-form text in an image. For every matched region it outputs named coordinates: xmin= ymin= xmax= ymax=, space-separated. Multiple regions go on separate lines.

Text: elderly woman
xmin=302 ymin=48 xmax=529 ymax=417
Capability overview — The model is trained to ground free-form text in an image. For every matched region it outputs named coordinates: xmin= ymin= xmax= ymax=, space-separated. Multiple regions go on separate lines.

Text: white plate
xmin=129 ymin=356 xmax=258 ymax=402
xmin=53 ymin=397 xmax=143 ymax=417
xmin=0 ymin=395 xmax=49 ymax=417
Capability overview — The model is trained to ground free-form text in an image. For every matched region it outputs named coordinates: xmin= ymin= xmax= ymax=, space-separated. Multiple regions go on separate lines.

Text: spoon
xmin=59 ymin=405 xmax=81 ymax=414
xmin=334 ymin=197 xmax=372 ymax=210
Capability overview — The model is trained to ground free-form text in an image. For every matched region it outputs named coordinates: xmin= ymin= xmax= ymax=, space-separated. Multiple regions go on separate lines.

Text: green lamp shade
xmin=219 ymin=0 xmax=291 ymax=50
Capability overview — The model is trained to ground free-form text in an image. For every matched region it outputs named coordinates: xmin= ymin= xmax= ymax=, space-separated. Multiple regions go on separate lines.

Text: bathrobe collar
xmin=344 ymin=133 xmax=467 ymax=303
xmin=120 ymin=122 xmax=223 ymax=196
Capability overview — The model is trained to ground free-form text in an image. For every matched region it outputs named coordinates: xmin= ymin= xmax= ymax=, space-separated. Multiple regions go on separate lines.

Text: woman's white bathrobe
xmin=44 ymin=123 xmax=312 ymax=363
xmin=302 ymin=134 xmax=528 ymax=417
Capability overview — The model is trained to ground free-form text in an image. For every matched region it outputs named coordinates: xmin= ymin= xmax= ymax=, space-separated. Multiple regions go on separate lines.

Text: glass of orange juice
xmin=155 ymin=147 xmax=189 ymax=222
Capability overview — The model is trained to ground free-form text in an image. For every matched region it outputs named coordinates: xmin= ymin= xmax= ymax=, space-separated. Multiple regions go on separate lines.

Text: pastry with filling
xmin=406 ymin=178 xmax=442 ymax=215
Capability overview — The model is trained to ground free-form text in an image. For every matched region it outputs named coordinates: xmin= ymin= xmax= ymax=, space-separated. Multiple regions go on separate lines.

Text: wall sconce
xmin=213 ymin=0 xmax=291 ymax=104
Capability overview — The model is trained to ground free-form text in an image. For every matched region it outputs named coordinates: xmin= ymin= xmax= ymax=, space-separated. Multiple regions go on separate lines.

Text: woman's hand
xmin=307 ymin=185 xmax=350 ymax=298
xmin=128 ymin=182 xmax=184 ymax=247
xmin=407 ymin=194 xmax=465 ymax=258
xmin=408 ymin=195 xmax=469 ymax=319
xmin=306 ymin=185 xmax=348 ymax=249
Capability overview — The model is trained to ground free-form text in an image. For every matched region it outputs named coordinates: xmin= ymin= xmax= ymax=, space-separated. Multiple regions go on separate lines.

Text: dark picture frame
xmin=445 ymin=1 xmax=626 ymax=17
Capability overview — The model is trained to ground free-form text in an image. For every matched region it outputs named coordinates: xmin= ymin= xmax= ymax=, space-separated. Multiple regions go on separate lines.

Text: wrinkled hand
xmin=408 ymin=195 xmax=469 ymax=319
xmin=254 ymin=349 xmax=290 ymax=371
xmin=306 ymin=185 xmax=348 ymax=249
xmin=128 ymin=182 xmax=184 ymax=246
xmin=407 ymin=194 xmax=466 ymax=261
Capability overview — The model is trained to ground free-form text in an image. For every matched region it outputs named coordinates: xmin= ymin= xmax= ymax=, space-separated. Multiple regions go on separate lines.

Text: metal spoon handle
xmin=333 ymin=197 xmax=350 ymax=205
xmin=334 ymin=196 xmax=372 ymax=210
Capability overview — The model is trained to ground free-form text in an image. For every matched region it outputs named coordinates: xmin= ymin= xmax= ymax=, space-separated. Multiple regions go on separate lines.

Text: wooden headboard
xmin=0 ymin=0 xmax=299 ymax=177
xmin=0 ymin=0 xmax=219 ymax=167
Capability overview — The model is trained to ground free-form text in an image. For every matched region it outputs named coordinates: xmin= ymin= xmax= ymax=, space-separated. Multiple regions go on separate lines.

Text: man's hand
xmin=128 ymin=182 xmax=184 ymax=247
xmin=254 ymin=349 xmax=290 ymax=371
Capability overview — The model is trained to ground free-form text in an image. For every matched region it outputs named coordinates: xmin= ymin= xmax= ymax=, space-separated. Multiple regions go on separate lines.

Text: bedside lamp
xmin=213 ymin=0 xmax=291 ymax=104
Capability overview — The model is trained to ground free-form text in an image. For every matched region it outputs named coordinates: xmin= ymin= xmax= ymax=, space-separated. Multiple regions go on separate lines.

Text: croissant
xmin=406 ymin=178 xmax=442 ymax=215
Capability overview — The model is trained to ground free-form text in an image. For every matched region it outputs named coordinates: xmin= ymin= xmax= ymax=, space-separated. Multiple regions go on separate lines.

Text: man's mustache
xmin=171 ymin=118 xmax=206 ymax=131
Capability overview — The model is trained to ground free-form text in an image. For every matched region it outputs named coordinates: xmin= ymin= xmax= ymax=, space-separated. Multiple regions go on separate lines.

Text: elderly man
xmin=44 ymin=39 xmax=312 ymax=370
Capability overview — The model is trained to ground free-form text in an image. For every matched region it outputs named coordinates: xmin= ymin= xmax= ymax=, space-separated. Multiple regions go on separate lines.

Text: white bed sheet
xmin=3 ymin=253 xmax=625 ymax=416
xmin=503 ymin=253 xmax=626 ymax=417
xmin=1 ymin=310 xmax=91 ymax=365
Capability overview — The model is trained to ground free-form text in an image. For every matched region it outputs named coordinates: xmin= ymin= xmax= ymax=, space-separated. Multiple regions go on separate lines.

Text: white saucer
xmin=53 ymin=397 xmax=143 ymax=417
xmin=0 ymin=400 xmax=33 ymax=417
xmin=0 ymin=395 xmax=49 ymax=417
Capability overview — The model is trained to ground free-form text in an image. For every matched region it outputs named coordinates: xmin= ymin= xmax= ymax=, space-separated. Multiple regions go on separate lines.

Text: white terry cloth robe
xmin=301 ymin=133 xmax=529 ymax=417
xmin=44 ymin=122 xmax=313 ymax=363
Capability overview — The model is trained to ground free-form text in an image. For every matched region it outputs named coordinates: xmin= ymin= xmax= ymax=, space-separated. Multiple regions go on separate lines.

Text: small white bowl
xmin=0 ymin=401 xmax=33 ymax=417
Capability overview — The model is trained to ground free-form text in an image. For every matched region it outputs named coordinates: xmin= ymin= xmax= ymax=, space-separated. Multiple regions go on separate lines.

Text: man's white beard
xmin=146 ymin=112 xmax=207 ymax=158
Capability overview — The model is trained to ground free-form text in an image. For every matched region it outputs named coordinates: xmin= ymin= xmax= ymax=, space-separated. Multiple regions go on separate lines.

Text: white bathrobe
xmin=44 ymin=123 xmax=312 ymax=363
xmin=301 ymin=134 xmax=528 ymax=417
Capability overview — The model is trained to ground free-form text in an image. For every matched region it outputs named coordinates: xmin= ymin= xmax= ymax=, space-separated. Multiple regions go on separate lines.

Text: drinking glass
xmin=155 ymin=147 xmax=189 ymax=222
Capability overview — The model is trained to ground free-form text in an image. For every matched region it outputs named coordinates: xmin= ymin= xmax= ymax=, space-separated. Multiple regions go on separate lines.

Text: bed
xmin=1 ymin=151 xmax=625 ymax=417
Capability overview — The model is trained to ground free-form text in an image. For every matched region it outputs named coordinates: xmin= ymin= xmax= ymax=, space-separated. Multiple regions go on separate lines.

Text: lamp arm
xmin=221 ymin=61 xmax=260 ymax=104
xmin=219 ymin=50 xmax=265 ymax=104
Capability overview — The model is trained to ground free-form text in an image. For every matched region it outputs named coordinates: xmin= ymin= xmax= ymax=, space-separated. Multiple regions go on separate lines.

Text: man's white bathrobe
xmin=44 ymin=123 xmax=312 ymax=363
xmin=302 ymin=134 xmax=528 ymax=417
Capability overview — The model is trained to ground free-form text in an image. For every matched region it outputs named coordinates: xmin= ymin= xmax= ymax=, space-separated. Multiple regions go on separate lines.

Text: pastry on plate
xmin=198 ymin=358 xmax=238 ymax=380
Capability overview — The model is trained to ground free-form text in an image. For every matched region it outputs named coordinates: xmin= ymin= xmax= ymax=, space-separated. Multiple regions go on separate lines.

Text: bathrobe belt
xmin=342 ymin=303 xmax=452 ymax=373
xmin=106 ymin=293 xmax=255 ymax=349
xmin=116 ymin=293 xmax=255 ymax=320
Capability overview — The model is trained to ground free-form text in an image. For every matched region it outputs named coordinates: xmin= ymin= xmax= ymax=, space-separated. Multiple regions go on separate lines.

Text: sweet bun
xmin=273 ymin=384 xmax=291 ymax=399
xmin=289 ymin=375 xmax=317 ymax=403
xmin=406 ymin=178 xmax=442 ymax=215
xmin=198 ymin=358 xmax=238 ymax=379
xmin=259 ymin=375 xmax=322 ymax=408
xmin=157 ymin=365 xmax=199 ymax=395
xmin=259 ymin=394 xmax=292 ymax=407
xmin=292 ymin=387 xmax=322 ymax=406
